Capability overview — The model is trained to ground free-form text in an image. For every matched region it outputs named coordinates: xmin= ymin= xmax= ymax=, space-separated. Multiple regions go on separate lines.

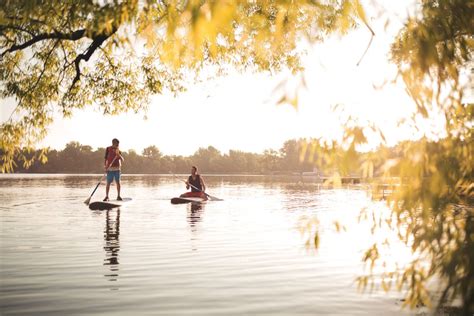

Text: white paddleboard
xmin=89 ymin=198 xmax=132 ymax=210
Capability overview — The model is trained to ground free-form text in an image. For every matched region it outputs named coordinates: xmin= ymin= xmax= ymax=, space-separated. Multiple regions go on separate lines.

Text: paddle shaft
xmin=88 ymin=176 xmax=105 ymax=198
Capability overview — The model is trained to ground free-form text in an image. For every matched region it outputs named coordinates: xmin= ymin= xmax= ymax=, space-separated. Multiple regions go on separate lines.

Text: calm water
xmin=0 ymin=174 xmax=423 ymax=315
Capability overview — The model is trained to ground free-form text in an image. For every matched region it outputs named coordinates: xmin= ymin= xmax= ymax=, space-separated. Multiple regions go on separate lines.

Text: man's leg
xmin=116 ymin=181 xmax=121 ymax=199
xmin=104 ymin=182 xmax=111 ymax=200
xmin=104 ymin=171 xmax=112 ymax=201
xmin=116 ymin=171 xmax=122 ymax=199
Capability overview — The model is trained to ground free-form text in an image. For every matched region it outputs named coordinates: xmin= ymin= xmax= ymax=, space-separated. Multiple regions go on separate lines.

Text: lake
xmin=0 ymin=174 xmax=425 ymax=315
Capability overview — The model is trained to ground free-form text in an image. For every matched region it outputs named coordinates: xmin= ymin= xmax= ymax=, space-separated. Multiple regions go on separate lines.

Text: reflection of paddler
xmin=180 ymin=166 xmax=207 ymax=200
xmin=188 ymin=203 xmax=204 ymax=252
xmin=104 ymin=209 xmax=120 ymax=282
xmin=188 ymin=203 xmax=204 ymax=228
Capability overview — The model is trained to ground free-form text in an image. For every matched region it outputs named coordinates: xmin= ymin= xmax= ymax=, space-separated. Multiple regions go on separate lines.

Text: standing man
xmin=104 ymin=138 xmax=124 ymax=201
xmin=180 ymin=166 xmax=207 ymax=200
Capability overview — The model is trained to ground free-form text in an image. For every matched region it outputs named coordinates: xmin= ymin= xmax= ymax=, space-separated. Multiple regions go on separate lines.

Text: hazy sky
xmin=1 ymin=1 xmax=427 ymax=156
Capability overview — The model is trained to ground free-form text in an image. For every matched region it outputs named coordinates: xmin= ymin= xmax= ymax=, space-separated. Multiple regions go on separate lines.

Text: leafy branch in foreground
xmin=297 ymin=1 xmax=472 ymax=312
xmin=300 ymin=0 xmax=473 ymax=312
xmin=377 ymin=1 xmax=473 ymax=311
xmin=0 ymin=0 xmax=367 ymax=172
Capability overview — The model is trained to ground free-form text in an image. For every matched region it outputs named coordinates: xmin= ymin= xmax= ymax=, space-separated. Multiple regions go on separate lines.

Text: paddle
xmin=84 ymin=156 xmax=118 ymax=205
xmin=173 ymin=174 xmax=223 ymax=201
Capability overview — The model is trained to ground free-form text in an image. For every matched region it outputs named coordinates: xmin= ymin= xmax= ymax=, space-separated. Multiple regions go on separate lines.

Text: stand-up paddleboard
xmin=89 ymin=198 xmax=132 ymax=210
xmin=171 ymin=197 xmax=206 ymax=204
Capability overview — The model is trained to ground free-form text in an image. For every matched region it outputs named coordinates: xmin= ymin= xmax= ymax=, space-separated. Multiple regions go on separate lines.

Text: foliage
xmin=297 ymin=1 xmax=473 ymax=312
xmin=10 ymin=138 xmax=363 ymax=175
xmin=298 ymin=0 xmax=473 ymax=312
xmin=0 ymin=0 xmax=367 ymax=172
xmin=376 ymin=0 xmax=473 ymax=312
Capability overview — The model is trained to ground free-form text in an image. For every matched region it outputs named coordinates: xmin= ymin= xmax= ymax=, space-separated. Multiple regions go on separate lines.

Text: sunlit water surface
xmin=1 ymin=174 xmax=423 ymax=315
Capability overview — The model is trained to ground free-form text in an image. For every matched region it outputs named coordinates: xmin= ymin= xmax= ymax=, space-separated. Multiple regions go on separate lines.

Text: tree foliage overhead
xmin=389 ymin=0 xmax=473 ymax=308
xmin=0 ymin=0 xmax=366 ymax=172
xmin=345 ymin=0 xmax=473 ymax=313
xmin=290 ymin=1 xmax=472 ymax=313
xmin=390 ymin=0 xmax=473 ymax=138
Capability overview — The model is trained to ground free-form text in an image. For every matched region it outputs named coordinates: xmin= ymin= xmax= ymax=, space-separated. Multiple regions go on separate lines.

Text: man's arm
xmin=200 ymin=176 xmax=206 ymax=192
xmin=117 ymin=149 xmax=124 ymax=161
xmin=104 ymin=148 xmax=109 ymax=170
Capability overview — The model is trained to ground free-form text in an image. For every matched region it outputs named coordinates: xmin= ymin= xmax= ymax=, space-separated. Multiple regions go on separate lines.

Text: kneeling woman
xmin=180 ymin=166 xmax=207 ymax=200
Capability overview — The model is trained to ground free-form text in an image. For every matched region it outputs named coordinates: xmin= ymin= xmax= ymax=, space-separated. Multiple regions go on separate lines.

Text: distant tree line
xmin=10 ymin=138 xmax=407 ymax=176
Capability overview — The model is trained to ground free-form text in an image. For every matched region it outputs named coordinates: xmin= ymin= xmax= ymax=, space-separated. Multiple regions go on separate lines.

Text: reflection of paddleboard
xmin=171 ymin=197 xmax=206 ymax=204
xmin=89 ymin=198 xmax=132 ymax=210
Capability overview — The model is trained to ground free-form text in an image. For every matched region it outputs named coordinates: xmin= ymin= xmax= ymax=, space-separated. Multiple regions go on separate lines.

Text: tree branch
xmin=68 ymin=33 xmax=113 ymax=91
xmin=57 ymin=41 xmax=71 ymax=87
xmin=100 ymin=46 xmax=118 ymax=73
xmin=1 ymin=29 xmax=87 ymax=57
xmin=29 ymin=39 xmax=60 ymax=93
xmin=356 ymin=18 xmax=375 ymax=67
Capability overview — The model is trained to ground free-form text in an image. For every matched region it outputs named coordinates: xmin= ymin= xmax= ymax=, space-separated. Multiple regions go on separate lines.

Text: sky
xmin=1 ymin=1 xmax=428 ymax=156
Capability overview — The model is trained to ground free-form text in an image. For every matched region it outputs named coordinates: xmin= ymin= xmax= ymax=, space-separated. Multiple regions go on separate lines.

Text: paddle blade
xmin=84 ymin=196 xmax=92 ymax=205
xmin=208 ymin=195 xmax=223 ymax=201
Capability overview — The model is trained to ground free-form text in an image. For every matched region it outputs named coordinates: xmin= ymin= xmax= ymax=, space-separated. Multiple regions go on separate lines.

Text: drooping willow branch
xmin=1 ymin=23 xmax=117 ymax=94
xmin=0 ymin=28 xmax=88 ymax=56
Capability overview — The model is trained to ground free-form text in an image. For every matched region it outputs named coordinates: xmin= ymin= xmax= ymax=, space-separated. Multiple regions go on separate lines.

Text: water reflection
xmin=187 ymin=203 xmax=205 ymax=251
xmin=187 ymin=203 xmax=204 ymax=231
xmin=103 ymin=209 xmax=120 ymax=288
